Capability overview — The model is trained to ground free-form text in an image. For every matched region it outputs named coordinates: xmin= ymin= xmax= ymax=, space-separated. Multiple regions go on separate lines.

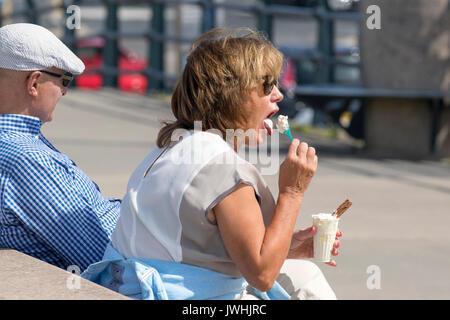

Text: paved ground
xmin=43 ymin=88 xmax=450 ymax=300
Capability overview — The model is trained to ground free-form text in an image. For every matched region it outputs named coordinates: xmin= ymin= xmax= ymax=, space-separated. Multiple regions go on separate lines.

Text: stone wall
xmin=360 ymin=0 xmax=450 ymax=91
xmin=364 ymin=98 xmax=431 ymax=158
xmin=359 ymin=0 xmax=450 ymax=157
xmin=437 ymin=102 xmax=450 ymax=157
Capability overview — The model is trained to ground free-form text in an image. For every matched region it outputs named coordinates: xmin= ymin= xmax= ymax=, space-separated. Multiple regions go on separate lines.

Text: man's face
xmin=29 ymin=67 xmax=68 ymax=123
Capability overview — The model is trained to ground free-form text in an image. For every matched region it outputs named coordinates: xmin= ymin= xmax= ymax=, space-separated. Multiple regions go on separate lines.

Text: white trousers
xmin=238 ymin=259 xmax=337 ymax=300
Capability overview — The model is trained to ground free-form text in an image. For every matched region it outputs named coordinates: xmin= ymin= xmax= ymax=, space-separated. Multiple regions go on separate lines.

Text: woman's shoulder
xmin=180 ymin=130 xmax=231 ymax=148
xmin=168 ymin=130 xmax=235 ymax=162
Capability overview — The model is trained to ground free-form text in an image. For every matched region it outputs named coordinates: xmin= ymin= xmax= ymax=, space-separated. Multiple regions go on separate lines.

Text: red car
xmin=75 ymin=37 xmax=148 ymax=94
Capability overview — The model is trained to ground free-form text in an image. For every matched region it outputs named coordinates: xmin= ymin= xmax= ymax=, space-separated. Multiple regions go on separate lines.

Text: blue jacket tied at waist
xmin=81 ymin=243 xmax=290 ymax=300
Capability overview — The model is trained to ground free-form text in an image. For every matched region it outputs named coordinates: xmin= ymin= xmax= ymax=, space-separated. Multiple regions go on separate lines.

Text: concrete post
xmin=359 ymin=0 xmax=450 ymax=157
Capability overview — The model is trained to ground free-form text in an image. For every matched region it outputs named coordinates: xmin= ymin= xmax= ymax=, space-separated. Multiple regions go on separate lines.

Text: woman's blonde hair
xmin=157 ymin=27 xmax=284 ymax=148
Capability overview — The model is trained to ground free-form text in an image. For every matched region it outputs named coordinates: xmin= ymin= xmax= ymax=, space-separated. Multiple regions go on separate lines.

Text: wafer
xmin=332 ymin=199 xmax=352 ymax=218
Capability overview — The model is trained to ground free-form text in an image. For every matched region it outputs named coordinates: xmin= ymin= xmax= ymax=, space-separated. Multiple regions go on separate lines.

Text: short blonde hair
xmin=157 ymin=27 xmax=284 ymax=148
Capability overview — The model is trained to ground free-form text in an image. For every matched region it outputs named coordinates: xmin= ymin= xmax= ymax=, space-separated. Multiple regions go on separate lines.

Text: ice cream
xmin=276 ymin=115 xmax=293 ymax=140
xmin=276 ymin=115 xmax=289 ymax=133
xmin=312 ymin=213 xmax=339 ymax=262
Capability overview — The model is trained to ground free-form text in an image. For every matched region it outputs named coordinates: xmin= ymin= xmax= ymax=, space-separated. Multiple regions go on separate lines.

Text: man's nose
xmin=61 ymin=86 xmax=67 ymax=96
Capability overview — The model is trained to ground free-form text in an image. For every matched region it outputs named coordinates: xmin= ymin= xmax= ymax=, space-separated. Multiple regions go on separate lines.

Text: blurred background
xmin=1 ymin=0 xmax=449 ymax=158
xmin=1 ymin=0 xmax=450 ymax=300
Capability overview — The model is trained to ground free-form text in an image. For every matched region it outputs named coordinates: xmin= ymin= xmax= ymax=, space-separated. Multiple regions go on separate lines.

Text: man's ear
xmin=26 ymin=71 xmax=40 ymax=97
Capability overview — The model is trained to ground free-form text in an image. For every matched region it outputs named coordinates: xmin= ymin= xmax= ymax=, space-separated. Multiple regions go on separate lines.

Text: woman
xmin=82 ymin=27 xmax=341 ymax=300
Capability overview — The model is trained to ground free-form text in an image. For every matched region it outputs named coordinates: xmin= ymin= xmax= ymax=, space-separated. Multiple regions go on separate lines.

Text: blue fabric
xmin=82 ymin=243 xmax=291 ymax=300
xmin=0 ymin=114 xmax=121 ymax=271
xmin=251 ymin=282 xmax=291 ymax=300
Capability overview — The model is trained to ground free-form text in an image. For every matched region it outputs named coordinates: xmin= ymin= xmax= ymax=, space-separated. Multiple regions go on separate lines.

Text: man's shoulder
xmin=0 ymin=133 xmax=62 ymax=172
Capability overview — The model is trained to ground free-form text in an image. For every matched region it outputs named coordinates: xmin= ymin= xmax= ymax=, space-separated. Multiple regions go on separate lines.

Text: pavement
xmin=41 ymin=88 xmax=450 ymax=300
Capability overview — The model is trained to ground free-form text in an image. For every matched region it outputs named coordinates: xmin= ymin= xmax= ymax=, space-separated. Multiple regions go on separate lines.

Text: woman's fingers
xmin=288 ymin=138 xmax=300 ymax=158
xmin=325 ymin=239 xmax=339 ymax=268
xmin=319 ymin=224 xmax=341 ymax=269
xmin=333 ymin=240 xmax=340 ymax=248
xmin=297 ymin=141 xmax=309 ymax=159
xmin=293 ymin=226 xmax=316 ymax=241
xmin=326 ymin=260 xmax=337 ymax=267
xmin=298 ymin=142 xmax=317 ymax=166
xmin=306 ymin=145 xmax=316 ymax=162
xmin=292 ymin=140 xmax=316 ymax=162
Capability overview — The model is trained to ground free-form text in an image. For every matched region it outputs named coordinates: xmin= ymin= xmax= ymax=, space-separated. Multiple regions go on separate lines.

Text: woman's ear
xmin=26 ymin=71 xmax=40 ymax=97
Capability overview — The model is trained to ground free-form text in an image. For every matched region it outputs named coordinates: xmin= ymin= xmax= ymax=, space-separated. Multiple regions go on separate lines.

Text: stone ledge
xmin=0 ymin=249 xmax=129 ymax=300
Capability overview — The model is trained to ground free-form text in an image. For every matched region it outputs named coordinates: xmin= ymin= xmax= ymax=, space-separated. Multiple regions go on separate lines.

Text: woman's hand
xmin=278 ymin=139 xmax=318 ymax=200
xmin=287 ymin=226 xmax=342 ymax=267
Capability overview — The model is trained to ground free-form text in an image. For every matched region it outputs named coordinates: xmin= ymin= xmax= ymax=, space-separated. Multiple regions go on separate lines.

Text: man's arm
xmin=3 ymin=151 xmax=120 ymax=270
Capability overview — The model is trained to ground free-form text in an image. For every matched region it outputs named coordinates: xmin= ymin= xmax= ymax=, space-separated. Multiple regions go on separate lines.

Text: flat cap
xmin=0 ymin=23 xmax=85 ymax=75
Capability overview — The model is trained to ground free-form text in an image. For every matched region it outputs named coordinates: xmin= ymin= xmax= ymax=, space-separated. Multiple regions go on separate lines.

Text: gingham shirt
xmin=0 ymin=114 xmax=121 ymax=271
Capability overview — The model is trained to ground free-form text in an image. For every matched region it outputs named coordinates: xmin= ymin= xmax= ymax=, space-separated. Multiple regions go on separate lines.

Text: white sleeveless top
xmin=110 ymin=130 xmax=276 ymax=278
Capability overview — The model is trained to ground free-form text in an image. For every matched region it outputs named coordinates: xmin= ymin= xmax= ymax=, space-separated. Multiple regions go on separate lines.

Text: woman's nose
xmin=271 ymin=85 xmax=283 ymax=103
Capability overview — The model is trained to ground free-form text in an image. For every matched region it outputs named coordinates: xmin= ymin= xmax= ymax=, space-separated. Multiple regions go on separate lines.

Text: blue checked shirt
xmin=0 ymin=114 xmax=121 ymax=271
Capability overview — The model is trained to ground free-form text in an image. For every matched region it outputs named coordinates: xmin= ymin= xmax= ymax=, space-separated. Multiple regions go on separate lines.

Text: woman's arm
xmin=213 ymin=139 xmax=317 ymax=291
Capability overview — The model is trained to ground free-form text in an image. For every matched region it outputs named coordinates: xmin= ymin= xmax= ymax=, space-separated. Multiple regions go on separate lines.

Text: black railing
xmin=0 ymin=0 xmax=361 ymax=93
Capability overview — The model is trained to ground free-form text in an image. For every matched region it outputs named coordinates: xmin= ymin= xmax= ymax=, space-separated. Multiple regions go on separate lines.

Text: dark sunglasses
xmin=262 ymin=75 xmax=279 ymax=95
xmin=39 ymin=70 xmax=74 ymax=87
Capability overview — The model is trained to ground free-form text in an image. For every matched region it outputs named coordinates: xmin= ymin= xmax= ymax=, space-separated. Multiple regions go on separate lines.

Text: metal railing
xmin=0 ymin=0 xmax=361 ymax=93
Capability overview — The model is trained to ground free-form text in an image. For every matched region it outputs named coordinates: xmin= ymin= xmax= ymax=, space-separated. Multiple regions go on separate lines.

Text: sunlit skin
xmin=243 ymin=78 xmax=342 ymax=266
xmin=243 ymin=79 xmax=283 ymax=146
xmin=0 ymin=67 xmax=68 ymax=123
xmin=209 ymin=82 xmax=342 ymax=292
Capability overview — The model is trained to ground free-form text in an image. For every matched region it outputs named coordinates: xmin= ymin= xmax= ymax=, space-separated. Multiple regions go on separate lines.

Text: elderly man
xmin=0 ymin=23 xmax=120 ymax=271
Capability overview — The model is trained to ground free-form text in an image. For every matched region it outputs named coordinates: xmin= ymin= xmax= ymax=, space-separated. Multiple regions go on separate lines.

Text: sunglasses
xmin=39 ymin=70 xmax=74 ymax=87
xmin=262 ymin=75 xmax=279 ymax=95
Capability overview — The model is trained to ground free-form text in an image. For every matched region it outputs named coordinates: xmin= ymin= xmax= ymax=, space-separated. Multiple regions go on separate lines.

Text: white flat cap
xmin=0 ymin=23 xmax=85 ymax=75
